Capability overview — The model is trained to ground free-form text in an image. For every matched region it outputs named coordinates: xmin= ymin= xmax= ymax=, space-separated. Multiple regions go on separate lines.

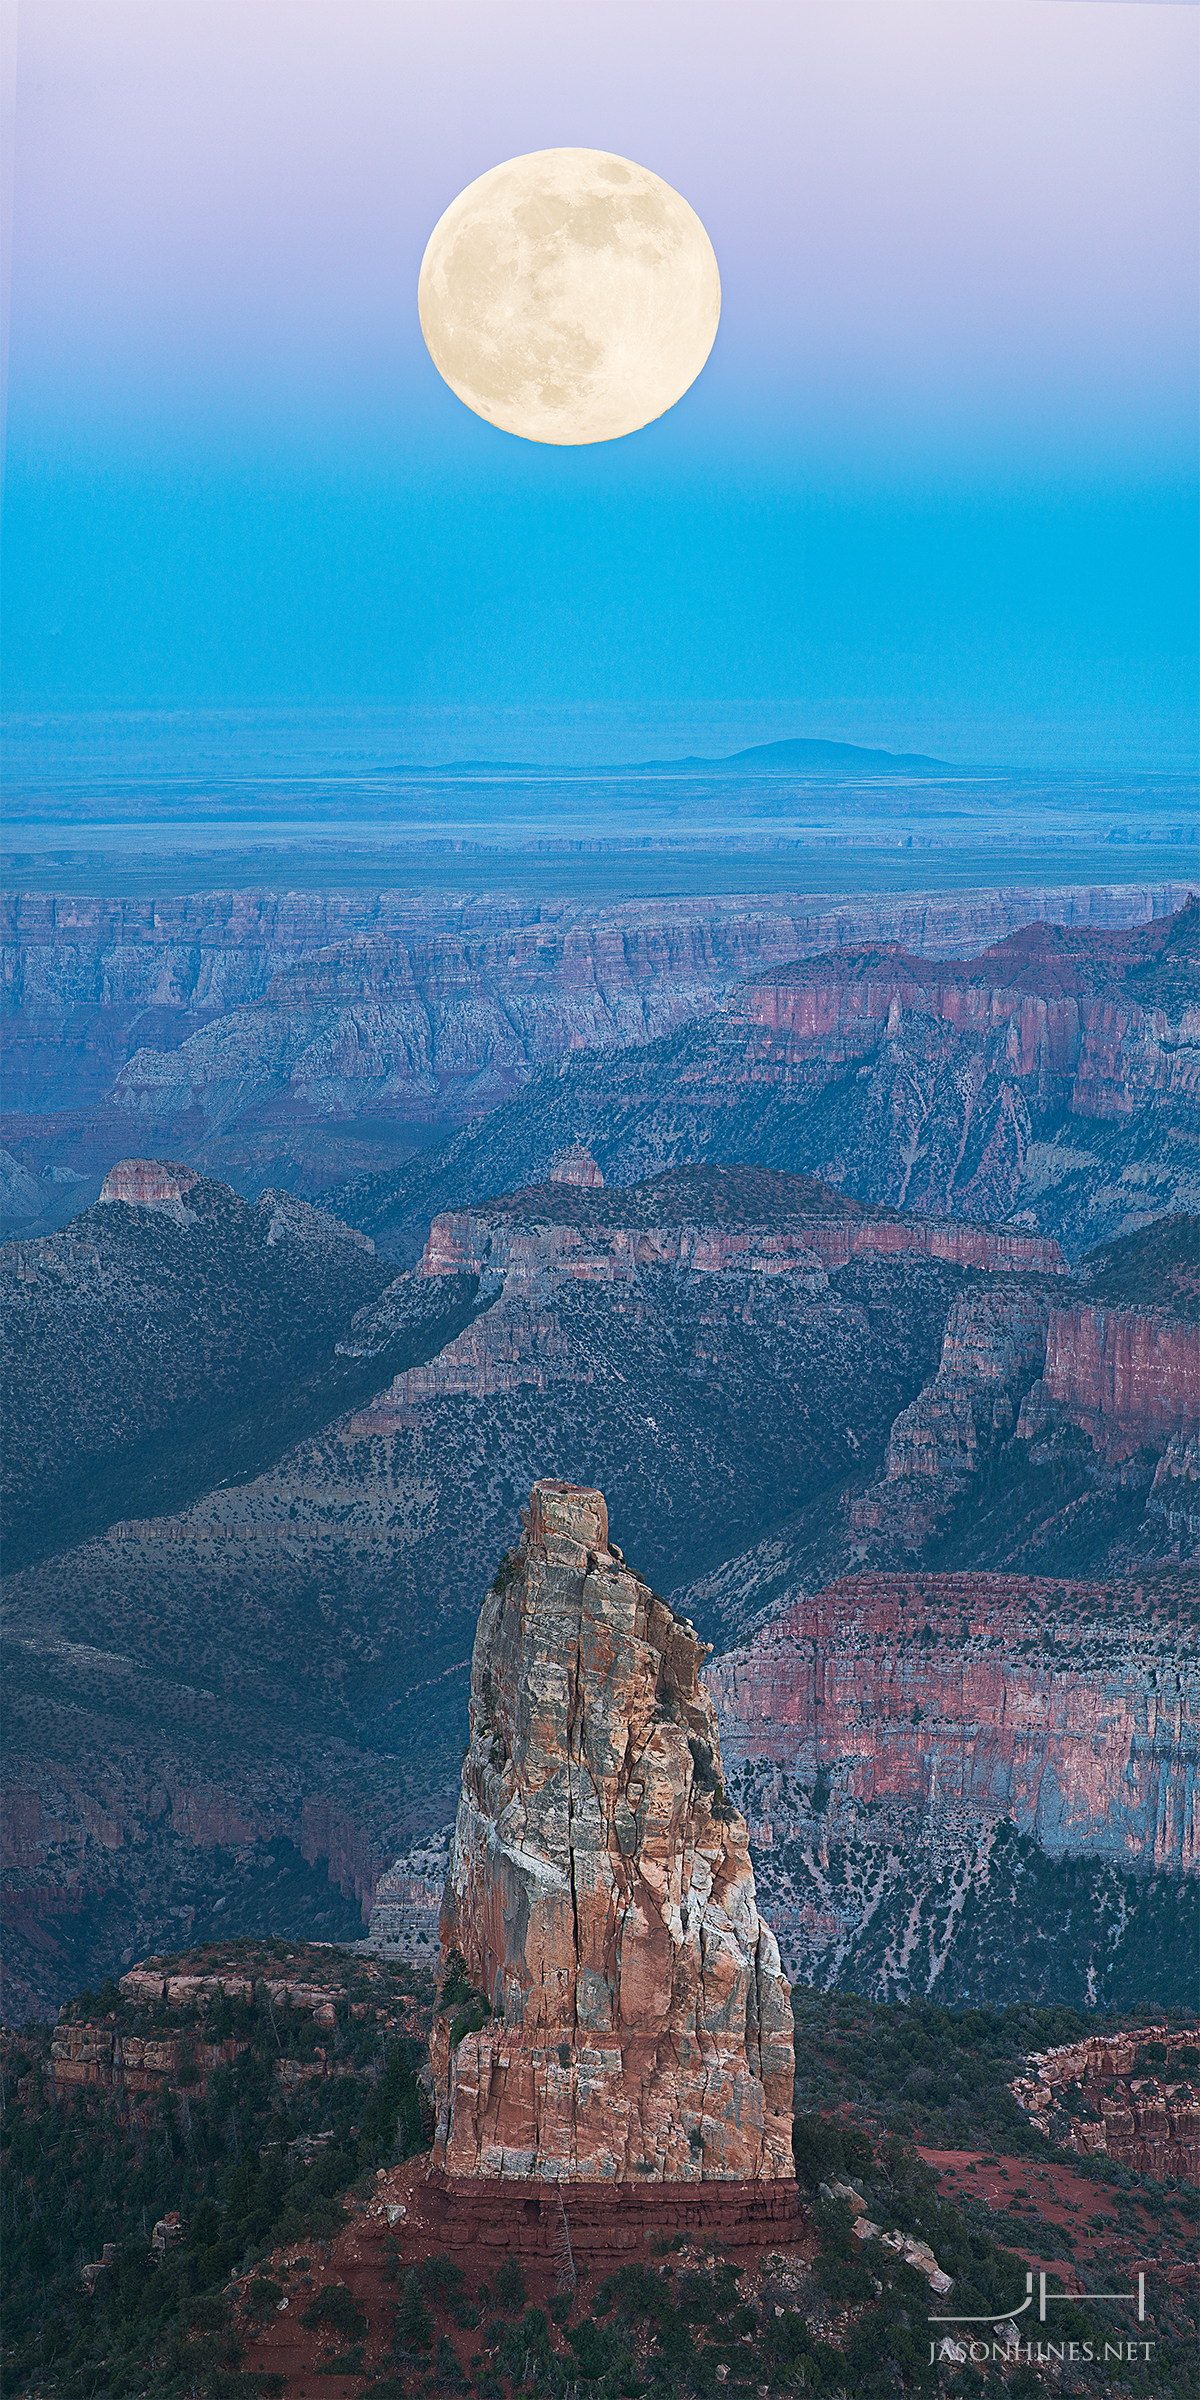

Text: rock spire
xmin=432 ymin=1480 xmax=794 ymax=2181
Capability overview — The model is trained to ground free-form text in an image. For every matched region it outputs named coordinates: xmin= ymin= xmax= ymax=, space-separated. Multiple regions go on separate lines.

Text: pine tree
xmin=394 ymin=2266 xmax=432 ymax=2354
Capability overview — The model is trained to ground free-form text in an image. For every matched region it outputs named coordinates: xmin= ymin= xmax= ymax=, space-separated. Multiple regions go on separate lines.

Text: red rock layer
xmin=708 ymin=1574 xmax=1197 ymax=1875
xmin=385 ymin=2163 xmax=806 ymax=2277
xmin=1043 ymin=1305 xmax=1199 ymax=1460
xmin=419 ymin=1205 xmax=1065 ymax=1285
xmin=16 ymin=887 xmax=1168 ymax=1143
xmin=98 ymin=1159 xmax=199 ymax=1208
xmin=1013 ymin=2031 xmax=1200 ymax=2180
xmin=727 ymin=909 xmax=1200 ymax=1130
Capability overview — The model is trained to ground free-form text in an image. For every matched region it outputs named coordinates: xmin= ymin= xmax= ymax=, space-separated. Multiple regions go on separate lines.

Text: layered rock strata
xmin=1040 ymin=1304 xmax=1199 ymax=1460
xmin=421 ymin=1201 xmax=1065 ymax=1286
xmin=5 ymin=885 xmax=1181 ymax=1210
xmin=361 ymin=1832 xmax=449 ymax=1964
xmin=349 ymin=897 xmax=1197 ymax=1263
xmin=708 ymin=1571 xmax=1198 ymax=1999
xmin=882 ymin=1291 xmax=1052 ymax=1484
xmin=98 ymin=1159 xmax=199 ymax=1210
xmin=711 ymin=1573 xmax=1197 ymax=1875
xmin=432 ymin=1480 xmax=795 ymax=2181
xmin=353 ymin=1185 xmax=1061 ymax=1426
xmin=1012 ymin=2030 xmax=1200 ymax=2181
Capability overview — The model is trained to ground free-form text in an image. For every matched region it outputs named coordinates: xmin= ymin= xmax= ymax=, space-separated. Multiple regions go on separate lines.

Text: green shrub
xmin=439 ymin=1949 xmax=475 ymax=2012
xmin=815 ymin=2252 xmax=874 ymax=2306
xmin=300 ymin=2283 xmax=368 ymax=2342
xmin=434 ymin=2330 xmax=468 ymax=2389
xmin=419 ymin=2251 xmax=466 ymax=2304
xmin=448 ymin=1998 xmax=489 ymax=2050
xmin=791 ymin=2110 xmax=873 ymax=2190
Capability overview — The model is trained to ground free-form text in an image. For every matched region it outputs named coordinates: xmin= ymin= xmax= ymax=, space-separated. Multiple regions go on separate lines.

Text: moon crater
xmin=418 ymin=148 xmax=721 ymax=445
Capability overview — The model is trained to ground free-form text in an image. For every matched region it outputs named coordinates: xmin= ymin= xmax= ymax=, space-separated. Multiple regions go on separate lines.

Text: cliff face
xmin=1011 ymin=2030 xmax=1200 ymax=2182
xmin=882 ymin=1291 xmax=1052 ymax=1484
xmin=432 ymin=1481 xmax=795 ymax=2182
xmin=711 ymin=1574 xmax=1195 ymax=1876
xmin=1041 ymin=1305 xmax=1199 ymax=1459
xmin=98 ymin=1160 xmax=199 ymax=1210
xmin=4 ymin=1166 xmax=968 ymax=2020
xmin=367 ymin=1188 xmax=1059 ymax=1422
xmin=421 ymin=1201 xmax=1064 ymax=1287
xmin=831 ymin=1220 xmax=1199 ymax=1575
xmin=0 ymin=1170 xmax=444 ymax=1574
xmin=705 ymin=908 xmax=1200 ymax=1243
xmin=707 ymin=1571 xmax=1197 ymax=2003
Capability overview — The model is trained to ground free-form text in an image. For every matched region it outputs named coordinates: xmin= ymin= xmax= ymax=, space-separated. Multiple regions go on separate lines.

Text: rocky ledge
xmin=432 ymin=1480 xmax=795 ymax=2182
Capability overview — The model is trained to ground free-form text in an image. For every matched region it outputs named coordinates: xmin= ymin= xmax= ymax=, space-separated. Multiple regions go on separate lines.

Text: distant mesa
xmin=98 ymin=1159 xmax=199 ymax=1211
xmin=432 ymin=1479 xmax=795 ymax=2181
xmin=548 ymin=1144 xmax=604 ymax=1189
xmin=411 ymin=734 xmax=951 ymax=775
xmin=633 ymin=735 xmax=952 ymax=775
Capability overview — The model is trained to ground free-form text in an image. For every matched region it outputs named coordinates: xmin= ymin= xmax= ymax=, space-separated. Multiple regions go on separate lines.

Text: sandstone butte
xmin=431 ymin=1480 xmax=795 ymax=2183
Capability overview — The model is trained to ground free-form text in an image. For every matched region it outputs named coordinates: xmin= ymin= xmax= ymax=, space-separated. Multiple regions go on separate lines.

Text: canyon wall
xmin=729 ymin=908 xmax=1200 ymax=1130
xmin=882 ymin=1290 xmax=1051 ymax=1485
xmin=710 ymin=1573 xmax=1195 ymax=1875
xmin=706 ymin=1571 xmax=1197 ymax=2000
xmin=420 ymin=1204 xmax=1065 ymax=1286
xmin=1041 ymin=1305 xmax=1199 ymax=1459
xmin=349 ymin=1176 xmax=1061 ymax=1432
xmin=432 ymin=1481 xmax=795 ymax=2182
xmin=340 ymin=898 xmax=1199 ymax=1266
xmin=2 ymin=883 xmax=1188 ymax=1220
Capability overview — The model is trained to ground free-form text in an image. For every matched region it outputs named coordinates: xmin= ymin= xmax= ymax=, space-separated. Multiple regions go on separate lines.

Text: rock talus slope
xmin=432 ymin=1480 xmax=795 ymax=2182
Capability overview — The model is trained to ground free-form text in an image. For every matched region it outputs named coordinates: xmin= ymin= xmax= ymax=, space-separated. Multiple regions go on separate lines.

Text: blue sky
xmin=2 ymin=0 xmax=1197 ymax=767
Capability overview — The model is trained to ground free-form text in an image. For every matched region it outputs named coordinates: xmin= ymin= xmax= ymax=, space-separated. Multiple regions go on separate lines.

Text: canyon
xmin=0 ymin=1166 xmax=480 ymax=1572
xmin=1 ymin=883 xmax=1189 ymax=1240
xmin=0 ymin=1164 xmax=974 ymax=2018
xmin=2 ymin=1149 xmax=1195 ymax=2019
xmin=344 ymin=895 xmax=1200 ymax=1265
xmin=432 ymin=1480 xmax=795 ymax=2183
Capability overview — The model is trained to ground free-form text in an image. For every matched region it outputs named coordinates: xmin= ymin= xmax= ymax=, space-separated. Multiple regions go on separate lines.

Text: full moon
xmin=418 ymin=149 xmax=721 ymax=446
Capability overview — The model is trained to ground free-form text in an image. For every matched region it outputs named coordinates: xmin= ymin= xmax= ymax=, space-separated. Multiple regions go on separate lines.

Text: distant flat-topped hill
xmin=387 ymin=735 xmax=952 ymax=773
xmin=635 ymin=734 xmax=951 ymax=773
